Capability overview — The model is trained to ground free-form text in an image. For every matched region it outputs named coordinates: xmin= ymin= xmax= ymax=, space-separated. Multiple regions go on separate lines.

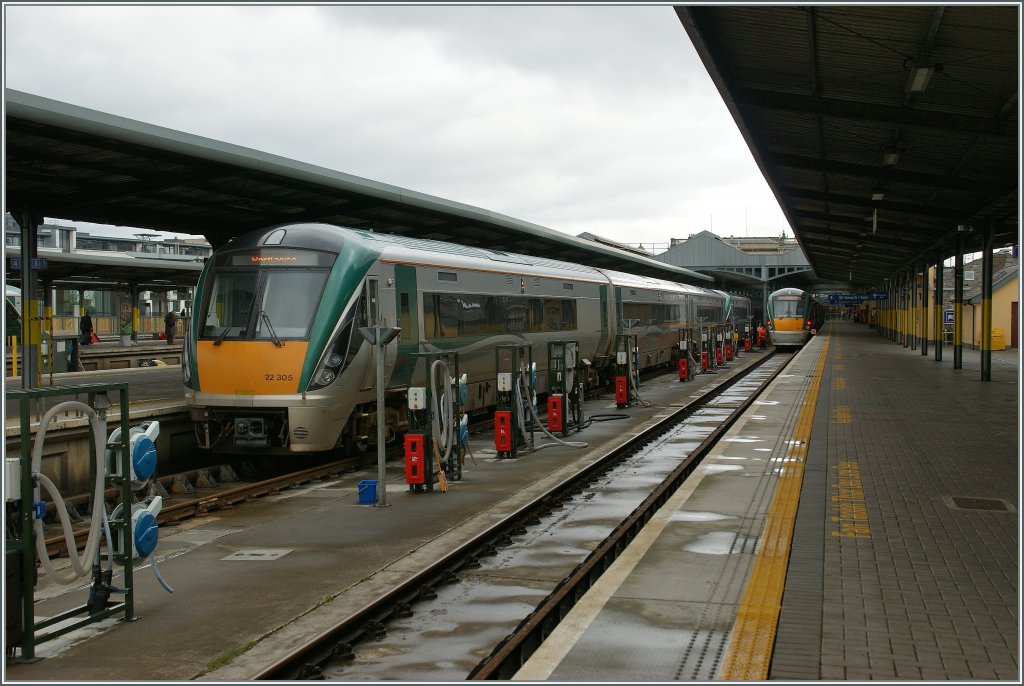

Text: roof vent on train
xmin=263 ymin=229 xmax=286 ymax=245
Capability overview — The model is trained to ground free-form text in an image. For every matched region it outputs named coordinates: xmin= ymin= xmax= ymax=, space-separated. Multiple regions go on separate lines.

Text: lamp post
xmin=358 ymin=325 xmax=400 ymax=507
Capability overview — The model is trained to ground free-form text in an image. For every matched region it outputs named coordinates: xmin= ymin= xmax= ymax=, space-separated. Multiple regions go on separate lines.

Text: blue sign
xmin=828 ymin=292 xmax=889 ymax=305
xmin=829 ymin=294 xmax=867 ymax=304
xmin=943 ymin=309 xmax=954 ymax=325
xmin=7 ymin=257 xmax=47 ymax=270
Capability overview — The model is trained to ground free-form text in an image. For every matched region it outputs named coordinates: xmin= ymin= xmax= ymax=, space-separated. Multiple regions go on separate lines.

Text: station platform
xmin=4 ymin=323 xmax=1017 ymax=682
xmin=516 ymin=320 xmax=1019 ymax=681
xmin=3 ymin=345 xmax=766 ymax=682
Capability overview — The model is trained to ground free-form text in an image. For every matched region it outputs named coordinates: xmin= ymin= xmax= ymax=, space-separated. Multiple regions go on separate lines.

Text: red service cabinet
xmin=615 ymin=376 xmax=628 ymax=407
xmin=494 ymin=411 xmax=512 ymax=452
xmin=404 ymin=433 xmax=425 ymax=485
xmin=547 ymin=395 xmax=564 ymax=433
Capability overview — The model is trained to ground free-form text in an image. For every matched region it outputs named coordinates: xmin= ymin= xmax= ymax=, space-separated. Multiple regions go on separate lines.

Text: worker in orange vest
xmin=757 ymin=323 xmax=768 ymax=350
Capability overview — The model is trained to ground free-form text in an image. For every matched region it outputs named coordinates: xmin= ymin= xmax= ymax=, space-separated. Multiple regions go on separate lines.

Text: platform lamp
xmin=358 ymin=325 xmax=401 ymax=507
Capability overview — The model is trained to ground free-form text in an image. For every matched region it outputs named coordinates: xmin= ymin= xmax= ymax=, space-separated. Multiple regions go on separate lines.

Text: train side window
xmin=399 ymin=293 xmax=411 ymax=341
xmin=366 ymin=279 xmax=379 ymax=326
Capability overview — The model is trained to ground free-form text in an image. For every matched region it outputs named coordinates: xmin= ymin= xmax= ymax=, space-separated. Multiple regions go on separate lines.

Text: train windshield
xmin=200 ymin=251 xmax=333 ymax=341
xmin=773 ymin=298 xmax=806 ymax=317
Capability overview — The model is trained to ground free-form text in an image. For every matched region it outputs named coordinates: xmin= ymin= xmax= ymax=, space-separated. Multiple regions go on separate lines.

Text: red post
xmin=494 ymin=411 xmax=512 ymax=452
xmin=547 ymin=395 xmax=563 ymax=433
xmin=715 ymin=347 xmax=723 ymax=365
xmin=615 ymin=376 xmax=628 ymax=408
xmin=726 ymin=345 xmax=733 ymax=361
xmin=744 ymin=338 xmax=751 ymax=352
xmin=701 ymin=352 xmax=708 ymax=372
xmin=678 ymin=358 xmax=689 ymax=381
xmin=404 ymin=434 xmax=425 ymax=485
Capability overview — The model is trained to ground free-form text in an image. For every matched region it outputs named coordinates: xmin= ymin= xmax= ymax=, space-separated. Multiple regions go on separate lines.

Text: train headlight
xmin=307 ymin=315 xmax=358 ymax=392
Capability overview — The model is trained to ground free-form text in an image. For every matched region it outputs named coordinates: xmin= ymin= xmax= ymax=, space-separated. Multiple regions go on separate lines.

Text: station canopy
xmin=4 ymin=88 xmax=711 ymax=287
xmin=678 ymin=5 xmax=1018 ymax=288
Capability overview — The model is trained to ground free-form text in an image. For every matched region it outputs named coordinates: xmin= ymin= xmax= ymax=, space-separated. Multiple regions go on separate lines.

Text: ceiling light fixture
xmin=882 ymin=149 xmax=900 ymax=166
xmin=907 ymin=63 xmax=942 ymax=93
xmin=871 ymin=192 xmax=885 ymax=201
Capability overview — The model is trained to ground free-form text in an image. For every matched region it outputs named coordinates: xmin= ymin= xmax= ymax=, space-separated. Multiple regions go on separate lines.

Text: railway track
xmin=252 ymin=351 xmax=791 ymax=680
xmin=39 ymin=364 xmax=683 ymax=560
xmin=42 ymin=459 xmax=359 ymax=559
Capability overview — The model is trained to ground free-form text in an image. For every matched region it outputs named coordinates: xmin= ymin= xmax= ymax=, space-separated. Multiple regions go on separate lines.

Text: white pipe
xmin=31 ymin=400 xmax=106 ymax=584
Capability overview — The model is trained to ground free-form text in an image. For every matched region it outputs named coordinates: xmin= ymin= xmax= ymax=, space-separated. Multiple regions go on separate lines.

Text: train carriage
xmin=766 ymin=287 xmax=819 ymax=348
xmin=183 ymin=223 xmax=729 ymax=455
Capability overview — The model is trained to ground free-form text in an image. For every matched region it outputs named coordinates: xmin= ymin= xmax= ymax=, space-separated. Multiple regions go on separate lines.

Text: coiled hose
xmin=32 ymin=401 xmax=107 ymax=584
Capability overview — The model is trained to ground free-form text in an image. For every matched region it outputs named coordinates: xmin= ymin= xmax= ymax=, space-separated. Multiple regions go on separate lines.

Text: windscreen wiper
xmin=259 ymin=310 xmax=285 ymax=347
xmin=213 ymin=324 xmax=232 ymax=347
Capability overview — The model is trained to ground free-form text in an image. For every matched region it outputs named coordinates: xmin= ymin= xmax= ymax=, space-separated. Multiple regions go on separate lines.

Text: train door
xmin=391 ymin=265 xmax=420 ymax=387
xmin=352 ymin=277 xmax=379 ymax=392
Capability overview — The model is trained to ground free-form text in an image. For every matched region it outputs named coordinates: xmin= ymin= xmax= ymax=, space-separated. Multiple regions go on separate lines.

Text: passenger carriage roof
xmin=360 ymin=229 xmax=612 ymax=280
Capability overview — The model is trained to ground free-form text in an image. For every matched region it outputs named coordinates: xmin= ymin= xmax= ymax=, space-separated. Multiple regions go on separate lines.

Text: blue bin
xmin=357 ymin=480 xmax=378 ymax=505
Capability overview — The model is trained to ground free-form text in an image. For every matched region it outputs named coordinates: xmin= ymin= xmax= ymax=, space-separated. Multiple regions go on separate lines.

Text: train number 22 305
xmin=265 ymin=373 xmax=294 ymax=381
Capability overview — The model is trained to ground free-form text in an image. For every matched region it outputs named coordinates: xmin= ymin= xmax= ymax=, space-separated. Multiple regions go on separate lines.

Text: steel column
xmin=919 ymin=259 xmax=928 ymax=356
xmin=18 ymin=211 xmax=41 ymax=390
xmin=911 ymin=263 xmax=919 ymax=351
xmin=980 ymin=223 xmax=994 ymax=381
xmin=934 ymin=250 xmax=943 ymax=361
xmin=954 ymin=233 xmax=964 ymax=369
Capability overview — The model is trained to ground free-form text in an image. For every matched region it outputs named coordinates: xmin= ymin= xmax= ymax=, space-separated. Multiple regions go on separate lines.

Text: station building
xmin=4 ymin=212 xmax=211 ymax=337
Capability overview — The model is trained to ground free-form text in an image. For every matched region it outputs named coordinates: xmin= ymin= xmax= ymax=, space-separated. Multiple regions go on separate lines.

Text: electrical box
xmin=616 ymin=351 xmax=627 ymax=365
xmin=497 ymin=373 xmax=512 ymax=392
xmin=701 ymin=332 xmax=708 ymax=342
xmin=408 ymin=387 xmax=426 ymax=410
xmin=547 ymin=395 xmax=564 ymax=433
xmin=679 ymin=340 xmax=687 ymax=350
xmin=404 ymin=434 xmax=425 ymax=485
xmin=5 ymin=459 xmax=20 ymax=502
xmin=494 ymin=411 xmax=512 ymax=452
xmin=615 ymin=376 xmax=628 ymax=407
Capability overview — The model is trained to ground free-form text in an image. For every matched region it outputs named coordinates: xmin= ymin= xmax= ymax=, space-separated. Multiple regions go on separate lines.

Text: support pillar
xmin=920 ymin=259 xmax=929 ymax=356
xmin=934 ymin=250 xmax=943 ymax=361
xmin=910 ymin=264 xmax=918 ymax=351
xmin=954 ymin=233 xmax=964 ymax=370
xmin=980 ymin=223 xmax=994 ymax=381
xmin=18 ymin=211 xmax=42 ymax=389
xmin=901 ymin=272 xmax=909 ymax=347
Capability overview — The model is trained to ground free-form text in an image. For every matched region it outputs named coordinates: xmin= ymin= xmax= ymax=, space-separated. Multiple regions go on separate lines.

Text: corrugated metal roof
xmin=678 ymin=5 xmax=1018 ymax=288
xmin=4 ymin=89 xmax=711 ymax=285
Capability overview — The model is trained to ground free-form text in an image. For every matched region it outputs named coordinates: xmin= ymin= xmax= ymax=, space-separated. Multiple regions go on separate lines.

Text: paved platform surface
xmin=6 ymin=322 xmax=1017 ymax=682
xmin=3 ymin=348 xmax=766 ymax=682
xmin=514 ymin=321 xmax=1019 ymax=681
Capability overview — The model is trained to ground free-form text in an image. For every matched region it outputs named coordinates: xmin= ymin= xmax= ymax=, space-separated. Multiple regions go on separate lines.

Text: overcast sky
xmin=4 ymin=4 xmax=791 ymax=252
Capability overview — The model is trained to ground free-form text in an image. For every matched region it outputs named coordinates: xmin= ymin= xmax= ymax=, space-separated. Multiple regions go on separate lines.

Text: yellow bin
xmin=991 ymin=328 xmax=1006 ymax=351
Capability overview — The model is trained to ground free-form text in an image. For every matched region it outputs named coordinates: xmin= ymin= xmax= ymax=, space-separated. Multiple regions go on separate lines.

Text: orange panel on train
xmin=197 ymin=341 xmax=308 ymax=395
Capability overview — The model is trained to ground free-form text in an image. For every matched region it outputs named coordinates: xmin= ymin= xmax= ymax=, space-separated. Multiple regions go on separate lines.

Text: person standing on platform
xmin=164 ymin=309 xmax=178 ymax=345
xmin=757 ymin=322 xmax=768 ymax=350
xmin=80 ymin=309 xmax=94 ymax=346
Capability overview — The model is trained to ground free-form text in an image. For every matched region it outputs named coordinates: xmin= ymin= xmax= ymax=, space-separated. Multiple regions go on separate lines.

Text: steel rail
xmin=253 ymin=351 xmax=781 ymax=681
xmin=468 ymin=352 xmax=791 ymax=678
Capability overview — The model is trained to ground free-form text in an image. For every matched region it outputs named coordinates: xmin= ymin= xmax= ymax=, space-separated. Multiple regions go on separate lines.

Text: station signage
xmin=827 ymin=292 xmax=888 ymax=305
xmin=943 ymin=309 xmax=955 ymax=325
xmin=7 ymin=257 xmax=48 ymax=271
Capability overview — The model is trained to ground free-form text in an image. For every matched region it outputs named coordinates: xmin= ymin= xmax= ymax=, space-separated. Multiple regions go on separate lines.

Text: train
xmin=765 ymin=287 xmax=825 ymax=348
xmin=182 ymin=223 xmax=751 ymax=455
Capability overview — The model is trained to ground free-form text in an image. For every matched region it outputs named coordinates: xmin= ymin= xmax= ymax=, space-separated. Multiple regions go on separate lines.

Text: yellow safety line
xmin=718 ymin=325 xmax=832 ymax=680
